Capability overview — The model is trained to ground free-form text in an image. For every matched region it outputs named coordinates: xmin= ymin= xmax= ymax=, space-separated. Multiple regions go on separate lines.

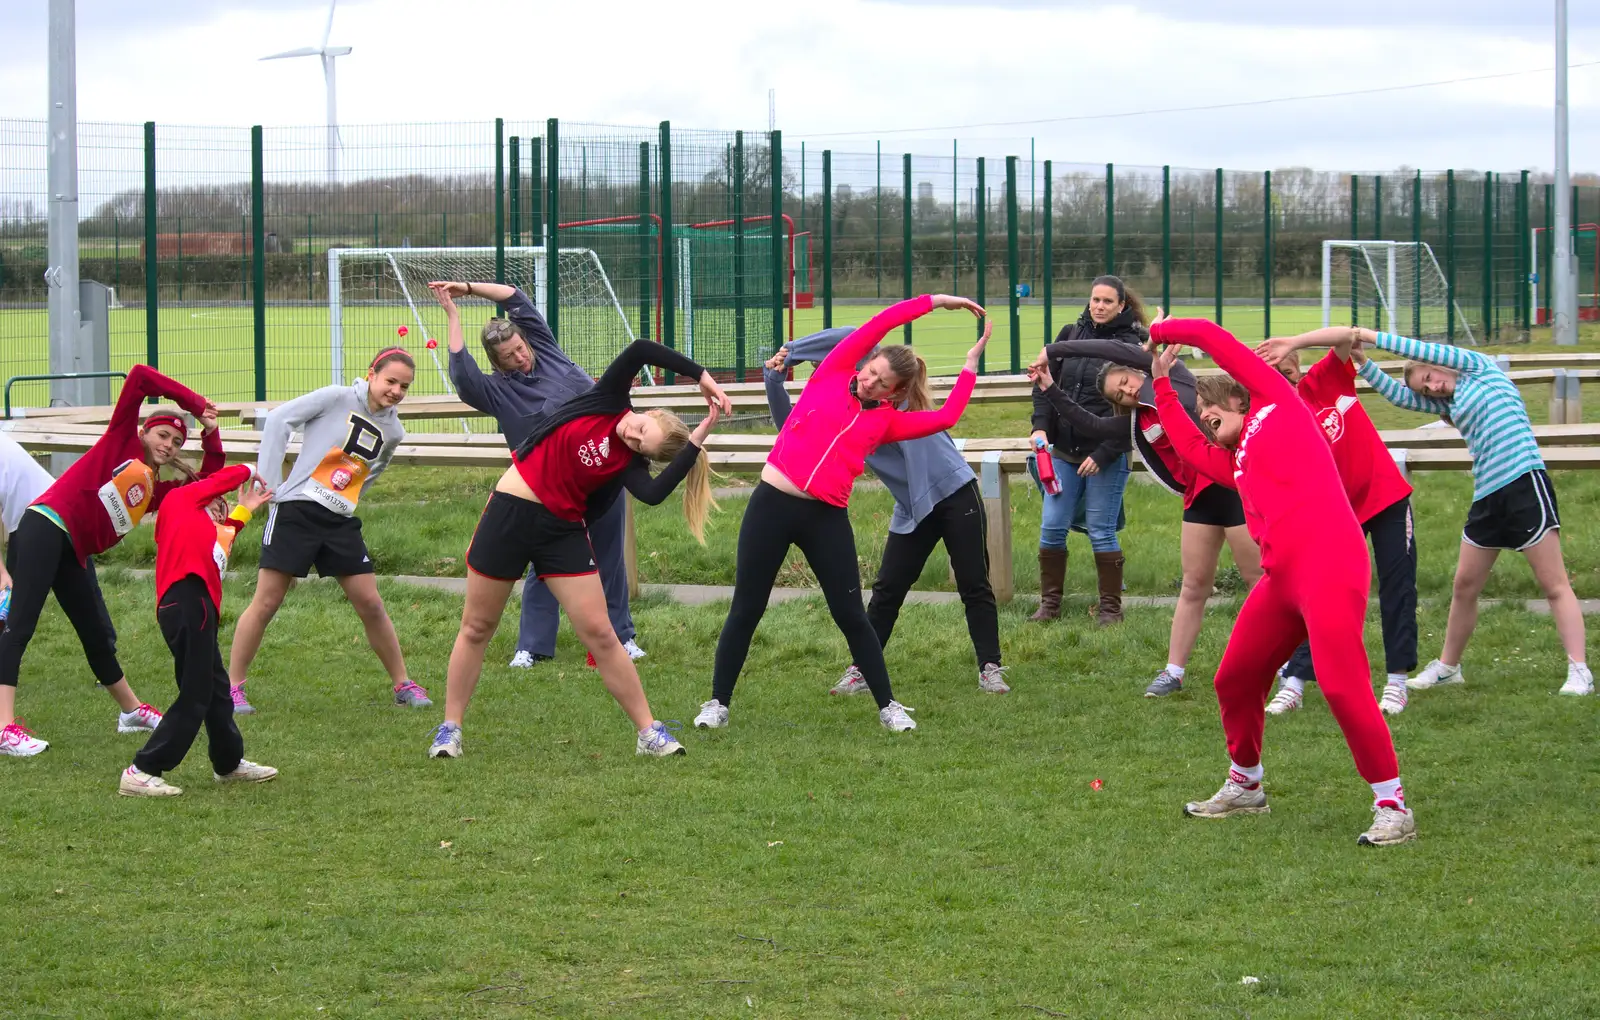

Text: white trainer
xmin=636 ymin=721 xmax=686 ymax=757
xmin=508 ymin=650 xmax=536 ymax=668
xmin=1358 ymin=805 xmax=1417 ymax=847
xmin=1407 ymin=660 xmax=1464 ymax=690
xmin=1183 ymin=780 xmax=1269 ymax=818
xmin=119 ymin=765 xmax=182 ymax=797
xmin=1559 ymin=662 xmax=1594 ymax=696
xmin=0 ymin=721 xmax=48 ymax=757
xmin=622 ymin=639 xmax=647 ymax=661
xmin=978 ymin=663 xmax=1011 ymax=694
xmin=879 ymin=700 xmax=917 ymax=732
xmin=215 ymin=759 xmax=279 ymax=783
xmin=693 ymin=700 xmax=729 ymax=729
xmin=830 ymin=665 xmax=868 ymax=696
xmin=1379 ymin=682 xmax=1408 ymax=715
xmin=428 ymin=721 xmax=463 ymax=759
xmin=117 ymin=703 xmax=163 ymax=734
xmin=1265 ymin=684 xmax=1302 ymax=715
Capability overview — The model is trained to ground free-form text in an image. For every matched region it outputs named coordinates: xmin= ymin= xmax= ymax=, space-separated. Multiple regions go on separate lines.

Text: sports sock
xmin=1386 ymin=673 xmax=1407 ymax=686
xmin=1282 ymin=675 xmax=1305 ymax=694
xmin=1165 ymin=663 xmax=1186 ymax=678
xmin=1371 ymin=777 xmax=1406 ymax=811
xmin=1228 ymin=760 xmax=1263 ymax=788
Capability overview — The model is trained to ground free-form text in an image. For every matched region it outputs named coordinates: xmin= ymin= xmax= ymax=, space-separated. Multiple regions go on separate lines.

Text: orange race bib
xmin=212 ymin=521 xmax=239 ymax=575
xmin=302 ymin=414 xmax=386 ymax=516
xmin=96 ymin=459 xmax=157 ymax=536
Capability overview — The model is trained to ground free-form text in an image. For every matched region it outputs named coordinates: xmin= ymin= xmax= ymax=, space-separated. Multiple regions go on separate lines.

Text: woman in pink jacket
xmin=696 ymin=295 xmax=989 ymax=734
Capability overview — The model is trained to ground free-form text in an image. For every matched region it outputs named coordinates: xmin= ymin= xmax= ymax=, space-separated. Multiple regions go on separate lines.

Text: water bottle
xmin=0 ymin=586 xmax=10 ymax=634
xmin=1033 ymin=436 xmax=1062 ymax=496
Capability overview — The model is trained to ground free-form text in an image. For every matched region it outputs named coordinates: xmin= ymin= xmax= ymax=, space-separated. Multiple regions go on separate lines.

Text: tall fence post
xmin=1520 ymin=169 xmax=1531 ymax=332
xmin=952 ymin=140 xmax=959 ymax=295
xmin=1104 ymin=162 xmax=1115 ymax=275
xmin=976 ymin=157 xmax=987 ymax=374
xmin=143 ymin=120 xmax=158 ymax=369
xmin=1161 ymin=165 xmax=1171 ymax=316
xmin=876 ymin=139 xmax=882 ymax=299
xmin=530 ymin=135 xmax=544 ymax=242
xmin=770 ymin=129 xmax=784 ymax=355
xmin=1446 ymin=169 xmax=1456 ymax=344
xmin=494 ymin=118 xmax=506 ymax=286
xmin=659 ymin=121 xmax=674 ymax=374
xmin=545 ymin=120 xmax=560 ymax=343
xmin=1412 ymin=171 xmax=1423 ymax=336
xmin=1263 ymin=169 xmax=1272 ymax=339
xmin=1483 ymin=172 xmax=1494 ymax=340
xmin=1006 ymin=156 xmax=1021 ymax=372
xmin=251 ymin=125 xmax=266 ymax=401
xmin=1213 ymin=168 xmax=1223 ymax=326
xmin=733 ymin=131 xmax=745 ymax=377
xmin=1373 ymin=175 xmax=1384 ymax=330
xmin=1043 ymin=160 xmax=1053 ymax=344
xmin=822 ymin=150 xmax=833 ymax=329
xmin=638 ymin=142 xmax=652 ymax=340
xmin=903 ymin=153 xmax=913 ymax=343
xmin=509 ymin=135 xmax=520 ymax=246
xmin=1350 ymin=174 xmax=1360 ymax=324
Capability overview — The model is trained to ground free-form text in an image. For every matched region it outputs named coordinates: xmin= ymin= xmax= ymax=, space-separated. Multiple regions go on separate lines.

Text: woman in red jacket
xmin=696 ymin=295 xmax=990 ymax=735
xmin=120 ymin=466 xmax=278 ymax=796
xmin=0 ymin=365 xmax=222 ymax=757
xmin=1147 ymin=319 xmax=1415 ymax=847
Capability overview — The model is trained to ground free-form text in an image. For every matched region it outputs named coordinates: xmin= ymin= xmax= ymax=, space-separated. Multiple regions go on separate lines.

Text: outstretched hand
xmin=964 ymin=319 xmax=992 ymax=373
xmin=238 ymin=478 xmax=273 ymax=513
xmin=691 ymin=401 xmax=722 ymax=446
xmin=932 ymin=294 xmax=985 ymax=317
xmin=427 ymin=281 xmax=469 ymax=298
xmin=428 ymin=282 xmax=459 ymax=317
xmin=1254 ymin=337 xmax=1297 ymax=369
xmin=1025 ymin=360 xmax=1054 ymax=391
xmin=698 ymin=370 xmax=734 ymax=416
xmin=1149 ymin=343 xmax=1179 ymax=379
xmin=765 ymin=347 xmax=789 ymax=372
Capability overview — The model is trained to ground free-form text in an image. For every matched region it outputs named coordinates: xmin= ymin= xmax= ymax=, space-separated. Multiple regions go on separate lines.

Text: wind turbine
xmin=261 ymin=0 xmax=352 ymax=183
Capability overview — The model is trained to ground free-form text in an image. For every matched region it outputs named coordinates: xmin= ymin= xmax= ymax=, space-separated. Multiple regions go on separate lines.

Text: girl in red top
xmin=120 ymin=467 xmax=278 ymax=796
xmin=697 ymin=295 xmax=990 ymax=735
xmin=1026 ymin=340 xmax=1261 ymax=699
xmin=0 ymin=364 xmax=223 ymax=756
xmin=1146 ymin=318 xmax=1416 ymax=848
xmin=427 ymin=331 xmax=731 ymax=762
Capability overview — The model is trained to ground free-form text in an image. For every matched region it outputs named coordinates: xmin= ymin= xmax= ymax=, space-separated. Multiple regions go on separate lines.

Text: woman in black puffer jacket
xmin=1028 ymin=275 xmax=1148 ymax=625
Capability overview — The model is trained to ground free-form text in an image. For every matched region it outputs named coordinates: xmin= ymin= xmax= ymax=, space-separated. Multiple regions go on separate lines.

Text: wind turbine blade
xmin=322 ymin=0 xmax=337 ymax=50
xmin=324 ymin=46 xmax=353 ymax=56
xmin=260 ymin=46 xmax=321 ymax=60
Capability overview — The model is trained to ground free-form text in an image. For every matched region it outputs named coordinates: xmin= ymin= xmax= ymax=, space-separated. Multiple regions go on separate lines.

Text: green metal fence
xmin=0 ymin=115 xmax=1576 ymax=410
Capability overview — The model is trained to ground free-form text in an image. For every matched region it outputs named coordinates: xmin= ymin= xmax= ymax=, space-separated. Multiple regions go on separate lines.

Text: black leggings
xmin=0 ymin=512 xmax=123 ymax=688
xmin=869 ymin=480 xmax=1001 ymax=667
xmin=712 ymin=483 xmax=896 ymax=709
xmin=133 ymin=576 xmax=244 ymax=777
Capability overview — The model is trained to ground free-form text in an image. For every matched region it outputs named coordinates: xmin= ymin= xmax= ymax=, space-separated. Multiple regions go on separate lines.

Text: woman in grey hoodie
xmin=765 ymin=330 xmax=1007 ymax=694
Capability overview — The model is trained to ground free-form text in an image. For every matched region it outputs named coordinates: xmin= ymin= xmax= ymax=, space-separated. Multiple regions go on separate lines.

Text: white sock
xmin=1569 ymin=658 xmax=1589 ymax=671
xmin=1371 ymin=777 xmax=1406 ymax=810
xmin=1165 ymin=663 xmax=1186 ymax=678
xmin=1282 ymin=675 xmax=1306 ymax=694
xmin=1386 ymin=673 xmax=1407 ymax=686
xmin=1228 ymin=760 xmax=1264 ymax=787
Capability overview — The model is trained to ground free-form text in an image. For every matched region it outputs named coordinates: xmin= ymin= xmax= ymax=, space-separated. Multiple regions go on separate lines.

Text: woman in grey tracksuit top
xmin=226 ymin=347 xmax=432 ymax=714
xmin=765 ymin=329 xmax=1008 ymax=694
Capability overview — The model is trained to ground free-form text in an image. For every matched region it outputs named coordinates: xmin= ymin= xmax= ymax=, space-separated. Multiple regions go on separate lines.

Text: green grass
xmin=4 ymin=575 xmax=1597 ymax=1018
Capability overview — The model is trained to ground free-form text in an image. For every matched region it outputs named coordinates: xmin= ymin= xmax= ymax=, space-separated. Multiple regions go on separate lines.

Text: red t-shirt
xmin=1297 ymin=353 xmax=1413 ymax=524
xmin=154 ymin=464 xmax=253 ymax=609
xmin=1135 ymin=405 xmax=1217 ymax=509
xmin=513 ymin=412 xmax=632 ymax=520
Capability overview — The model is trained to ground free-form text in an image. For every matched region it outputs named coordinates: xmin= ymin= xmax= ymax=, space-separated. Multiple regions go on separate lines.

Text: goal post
xmin=1321 ymin=240 xmax=1475 ymax=345
xmin=327 ymin=245 xmax=644 ymax=390
xmin=1530 ymin=223 xmax=1600 ymax=325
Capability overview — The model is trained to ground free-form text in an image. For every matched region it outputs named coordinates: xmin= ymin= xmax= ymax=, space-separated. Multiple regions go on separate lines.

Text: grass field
xmin=4 ymin=573 xmax=1597 ymax=1018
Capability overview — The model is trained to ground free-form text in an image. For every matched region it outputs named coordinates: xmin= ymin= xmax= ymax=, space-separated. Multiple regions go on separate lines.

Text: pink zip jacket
xmin=766 ymin=295 xmax=978 ymax=507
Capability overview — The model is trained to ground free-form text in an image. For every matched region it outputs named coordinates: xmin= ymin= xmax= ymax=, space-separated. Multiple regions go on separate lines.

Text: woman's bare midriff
xmin=495 ymin=464 xmax=542 ymax=503
xmin=760 ymin=463 xmax=814 ymax=499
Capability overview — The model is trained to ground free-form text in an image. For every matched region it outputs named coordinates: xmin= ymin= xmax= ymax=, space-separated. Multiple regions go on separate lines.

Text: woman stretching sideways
xmin=1332 ymin=326 xmax=1589 ymax=697
xmin=697 ymin=294 xmax=990 ymax=735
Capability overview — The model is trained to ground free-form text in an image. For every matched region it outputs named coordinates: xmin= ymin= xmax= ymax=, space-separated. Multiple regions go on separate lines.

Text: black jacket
xmin=513 ymin=340 xmax=708 ymax=525
xmin=1030 ymin=305 xmax=1148 ymax=466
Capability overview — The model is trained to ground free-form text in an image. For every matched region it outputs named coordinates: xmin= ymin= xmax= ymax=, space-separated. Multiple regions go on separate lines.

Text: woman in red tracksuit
xmin=1146 ymin=318 xmax=1416 ymax=847
xmin=698 ymin=295 xmax=991 ymax=735
xmin=119 ymin=465 xmax=279 ymax=796
xmin=0 ymin=364 xmax=223 ymax=755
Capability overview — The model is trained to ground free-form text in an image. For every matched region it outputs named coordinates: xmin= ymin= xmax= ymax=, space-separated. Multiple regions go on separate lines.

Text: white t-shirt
xmin=0 ymin=433 xmax=54 ymax=537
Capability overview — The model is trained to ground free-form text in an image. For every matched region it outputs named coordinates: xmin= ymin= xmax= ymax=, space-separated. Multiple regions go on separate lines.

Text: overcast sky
xmin=0 ymin=0 xmax=1597 ymax=175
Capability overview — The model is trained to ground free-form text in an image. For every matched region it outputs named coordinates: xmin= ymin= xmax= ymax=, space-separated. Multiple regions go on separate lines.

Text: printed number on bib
xmin=97 ymin=459 xmax=157 ymax=536
xmin=305 ymin=414 xmax=385 ymax=515
xmin=212 ymin=523 xmax=239 ymax=574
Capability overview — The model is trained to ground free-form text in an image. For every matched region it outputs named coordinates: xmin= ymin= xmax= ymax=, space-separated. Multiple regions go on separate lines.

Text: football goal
xmin=1530 ymin=223 xmax=1600 ymax=325
xmin=1321 ymin=240 xmax=1475 ymax=345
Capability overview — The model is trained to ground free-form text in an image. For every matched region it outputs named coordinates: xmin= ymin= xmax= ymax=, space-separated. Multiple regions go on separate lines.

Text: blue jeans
xmin=516 ymin=494 xmax=636 ymax=656
xmin=1038 ymin=451 xmax=1129 ymax=553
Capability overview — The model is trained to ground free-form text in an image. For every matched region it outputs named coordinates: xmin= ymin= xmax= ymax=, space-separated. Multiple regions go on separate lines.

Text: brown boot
xmin=1093 ymin=550 xmax=1125 ymax=626
xmin=1030 ymin=548 xmax=1066 ymax=621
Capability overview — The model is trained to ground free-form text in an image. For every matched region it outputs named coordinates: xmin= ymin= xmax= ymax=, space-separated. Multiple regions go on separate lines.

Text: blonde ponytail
xmin=873 ymin=344 xmax=932 ymax=411
xmin=644 ymin=409 xmax=720 ymax=544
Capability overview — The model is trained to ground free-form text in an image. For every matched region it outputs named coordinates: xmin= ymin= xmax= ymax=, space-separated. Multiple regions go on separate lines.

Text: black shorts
xmin=1463 ymin=470 xmax=1561 ymax=551
xmin=259 ymin=500 xmax=375 ymax=578
xmin=465 ymin=491 xmax=598 ymax=582
xmin=1182 ymin=483 xmax=1247 ymax=528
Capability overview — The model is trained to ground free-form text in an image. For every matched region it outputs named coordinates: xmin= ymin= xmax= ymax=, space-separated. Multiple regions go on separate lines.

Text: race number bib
xmin=96 ymin=459 xmax=157 ymax=536
xmin=303 ymin=414 xmax=385 ymax=516
xmin=212 ymin=522 xmax=239 ymax=574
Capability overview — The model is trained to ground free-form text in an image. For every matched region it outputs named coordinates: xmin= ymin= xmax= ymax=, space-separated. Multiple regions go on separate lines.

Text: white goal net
xmin=327 ymin=246 xmax=642 ymax=392
xmin=1321 ymin=240 xmax=1475 ymax=345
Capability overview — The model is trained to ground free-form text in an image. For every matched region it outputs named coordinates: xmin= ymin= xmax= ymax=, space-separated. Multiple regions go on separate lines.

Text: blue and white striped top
xmin=1358 ymin=333 xmax=1543 ymax=501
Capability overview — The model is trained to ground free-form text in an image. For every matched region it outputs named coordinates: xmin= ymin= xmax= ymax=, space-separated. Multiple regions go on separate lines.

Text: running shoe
xmin=119 ymin=765 xmax=181 ymax=797
xmin=1265 ymin=684 xmax=1303 ymax=715
xmin=117 ymin=703 xmax=163 ymax=734
xmin=230 ymin=684 xmax=255 ymax=716
xmin=1407 ymin=660 xmax=1464 ymax=690
xmin=0 ymin=720 xmax=48 ymax=757
xmin=508 ymin=650 xmax=537 ymax=668
xmin=215 ymin=759 xmax=279 ymax=783
xmin=830 ymin=665 xmax=868 ymax=696
xmin=1379 ymin=682 xmax=1408 ymax=715
xmin=978 ymin=663 xmax=1011 ymax=694
xmin=428 ymin=721 xmax=463 ymax=759
xmin=1183 ymin=780 xmax=1270 ymax=819
xmin=393 ymin=680 xmax=433 ymax=708
xmin=636 ymin=721 xmax=686 ymax=757
xmin=622 ymin=639 xmax=647 ymax=661
xmin=693 ymin=700 xmax=728 ymax=729
xmin=879 ymin=700 xmax=917 ymax=732
xmin=1358 ymin=806 xmax=1417 ymax=847
xmin=1143 ymin=669 xmax=1184 ymax=698
xmin=1559 ymin=662 xmax=1594 ymax=696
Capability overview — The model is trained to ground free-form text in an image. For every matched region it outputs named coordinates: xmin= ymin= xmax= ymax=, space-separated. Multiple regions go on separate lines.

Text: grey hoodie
xmin=765 ymin=328 xmax=975 ymax=534
xmin=258 ymin=379 xmax=404 ymax=517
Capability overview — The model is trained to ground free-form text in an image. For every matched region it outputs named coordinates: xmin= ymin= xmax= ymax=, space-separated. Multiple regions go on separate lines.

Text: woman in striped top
xmin=1295 ymin=326 xmax=1589 ymax=697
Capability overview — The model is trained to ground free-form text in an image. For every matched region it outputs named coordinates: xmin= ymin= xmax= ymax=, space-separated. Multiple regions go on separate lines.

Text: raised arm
xmin=257 ymin=386 xmax=346 ymax=491
xmin=1357 ymin=358 xmax=1450 ymax=416
xmin=880 ymin=370 xmax=976 ymax=443
xmin=594 ymin=340 xmax=708 ymax=397
xmin=108 ymin=363 xmax=209 ymax=435
xmin=163 ymin=464 xmax=253 ymax=516
xmin=432 ymin=284 xmax=499 ymax=416
xmin=1044 ymin=339 xmax=1155 ymax=372
xmin=1366 ymin=330 xmax=1494 ymax=374
xmin=1152 ymin=377 xmax=1236 ymax=488
xmin=1151 ymin=318 xmax=1298 ymax=408
xmin=813 ymin=296 xmax=936 ymax=379
xmin=432 ymin=280 xmax=573 ymax=369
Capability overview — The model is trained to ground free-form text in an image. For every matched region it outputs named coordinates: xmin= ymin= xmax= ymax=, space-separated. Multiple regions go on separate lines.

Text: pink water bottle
xmin=1033 ymin=436 xmax=1061 ymax=495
